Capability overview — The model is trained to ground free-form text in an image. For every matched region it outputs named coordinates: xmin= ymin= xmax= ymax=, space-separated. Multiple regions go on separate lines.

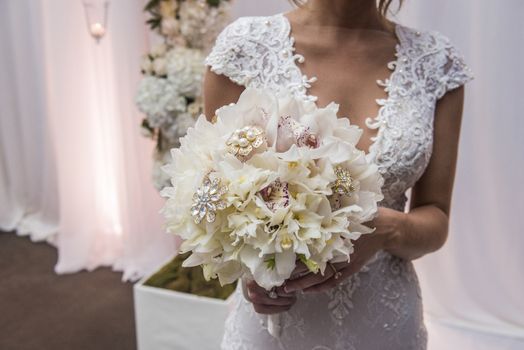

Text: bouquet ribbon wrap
xmin=241 ymin=278 xmax=282 ymax=338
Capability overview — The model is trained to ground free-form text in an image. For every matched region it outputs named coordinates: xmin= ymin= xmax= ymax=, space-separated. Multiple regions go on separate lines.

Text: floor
xmin=0 ymin=231 xmax=136 ymax=350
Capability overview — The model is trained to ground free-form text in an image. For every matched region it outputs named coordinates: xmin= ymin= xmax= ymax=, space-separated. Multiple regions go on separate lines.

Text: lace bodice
xmin=206 ymin=13 xmax=473 ymax=212
xmin=206 ymin=13 xmax=473 ymax=350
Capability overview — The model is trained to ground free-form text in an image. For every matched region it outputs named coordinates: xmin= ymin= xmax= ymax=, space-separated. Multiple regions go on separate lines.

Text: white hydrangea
xmin=166 ymin=47 xmax=205 ymax=97
xmin=135 ymin=76 xmax=187 ymax=128
xmin=152 ymin=150 xmax=173 ymax=191
xmin=161 ymin=112 xmax=196 ymax=144
xmin=139 ymin=0 xmax=233 ymax=193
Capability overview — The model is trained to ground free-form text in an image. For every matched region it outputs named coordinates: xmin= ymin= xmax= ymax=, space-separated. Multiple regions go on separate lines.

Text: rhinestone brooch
xmin=330 ymin=165 xmax=356 ymax=196
xmin=191 ymin=176 xmax=228 ymax=224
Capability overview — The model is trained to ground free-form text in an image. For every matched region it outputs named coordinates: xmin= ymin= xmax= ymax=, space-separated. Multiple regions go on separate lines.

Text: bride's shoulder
xmin=205 ymin=14 xmax=289 ymax=85
xmin=213 ymin=14 xmax=288 ymax=41
xmin=396 ymin=24 xmax=473 ymax=98
xmin=396 ymin=24 xmax=459 ymax=53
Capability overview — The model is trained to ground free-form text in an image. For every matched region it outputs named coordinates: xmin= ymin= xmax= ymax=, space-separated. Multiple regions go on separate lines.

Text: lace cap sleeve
xmin=433 ymin=33 xmax=474 ymax=99
xmin=205 ymin=17 xmax=254 ymax=87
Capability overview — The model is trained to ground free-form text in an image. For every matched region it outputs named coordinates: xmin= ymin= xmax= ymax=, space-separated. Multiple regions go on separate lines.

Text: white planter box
xmin=134 ymin=275 xmax=233 ymax=350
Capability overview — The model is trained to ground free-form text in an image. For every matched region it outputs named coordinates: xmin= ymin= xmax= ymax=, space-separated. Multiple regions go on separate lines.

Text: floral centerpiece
xmin=161 ymin=88 xmax=384 ymax=336
xmin=136 ymin=0 xmax=232 ymax=190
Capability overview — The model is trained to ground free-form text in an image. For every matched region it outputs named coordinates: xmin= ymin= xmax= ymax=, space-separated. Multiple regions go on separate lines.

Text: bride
xmin=203 ymin=0 xmax=472 ymax=349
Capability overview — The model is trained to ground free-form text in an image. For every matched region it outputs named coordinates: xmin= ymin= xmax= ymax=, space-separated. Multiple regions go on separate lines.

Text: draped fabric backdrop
xmin=0 ymin=0 xmax=522 ymax=348
xmin=0 ymin=1 xmax=59 ymax=242
xmin=0 ymin=0 xmax=177 ymax=281
xmin=398 ymin=1 xmax=524 ymax=349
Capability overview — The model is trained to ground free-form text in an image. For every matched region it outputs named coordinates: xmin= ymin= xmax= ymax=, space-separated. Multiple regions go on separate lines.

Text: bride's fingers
xmin=252 ymin=303 xmax=293 ymax=315
xmin=246 ymin=281 xmax=296 ymax=306
xmin=283 ymin=268 xmax=334 ymax=293
xmin=302 ymin=268 xmax=349 ymax=294
xmin=289 ymin=261 xmax=310 ymax=279
xmin=303 ymin=261 xmax=362 ymax=294
xmin=302 ymin=278 xmax=338 ymax=294
xmin=247 ymin=288 xmax=297 ymax=306
xmin=275 ymin=285 xmax=295 ymax=298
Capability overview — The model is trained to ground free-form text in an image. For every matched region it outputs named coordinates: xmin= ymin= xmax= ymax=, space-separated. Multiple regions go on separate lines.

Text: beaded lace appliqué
xmin=208 ymin=13 xmax=472 ymax=350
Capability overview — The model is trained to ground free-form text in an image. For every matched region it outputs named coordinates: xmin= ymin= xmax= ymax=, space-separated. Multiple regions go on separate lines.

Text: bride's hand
xmin=283 ymin=207 xmax=405 ymax=294
xmin=245 ymin=280 xmax=297 ymax=315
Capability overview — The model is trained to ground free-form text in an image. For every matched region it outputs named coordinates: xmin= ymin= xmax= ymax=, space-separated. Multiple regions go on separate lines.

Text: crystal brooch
xmin=191 ymin=176 xmax=228 ymax=224
xmin=330 ymin=166 xmax=356 ymax=196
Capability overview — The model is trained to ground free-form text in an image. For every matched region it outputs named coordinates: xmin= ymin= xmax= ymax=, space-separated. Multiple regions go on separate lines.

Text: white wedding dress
xmin=205 ymin=13 xmax=473 ymax=350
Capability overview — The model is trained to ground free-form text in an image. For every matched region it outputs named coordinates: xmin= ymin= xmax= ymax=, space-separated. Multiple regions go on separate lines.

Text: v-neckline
xmin=278 ymin=13 xmax=404 ymax=162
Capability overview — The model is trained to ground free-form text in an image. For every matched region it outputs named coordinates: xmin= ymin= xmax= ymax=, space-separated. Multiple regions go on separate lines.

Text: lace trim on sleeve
xmin=205 ymin=17 xmax=253 ymax=87
xmin=433 ymin=33 xmax=474 ymax=99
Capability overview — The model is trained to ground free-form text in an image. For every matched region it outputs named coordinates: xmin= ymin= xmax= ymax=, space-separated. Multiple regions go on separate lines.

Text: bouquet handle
xmin=267 ymin=314 xmax=282 ymax=338
xmin=241 ymin=279 xmax=282 ymax=338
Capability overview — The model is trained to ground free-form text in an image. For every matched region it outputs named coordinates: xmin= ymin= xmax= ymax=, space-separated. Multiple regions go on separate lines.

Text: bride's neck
xmin=297 ymin=0 xmax=385 ymax=30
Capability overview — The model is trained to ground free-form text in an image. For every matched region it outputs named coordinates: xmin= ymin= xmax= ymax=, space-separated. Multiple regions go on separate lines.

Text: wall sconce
xmin=82 ymin=0 xmax=110 ymax=43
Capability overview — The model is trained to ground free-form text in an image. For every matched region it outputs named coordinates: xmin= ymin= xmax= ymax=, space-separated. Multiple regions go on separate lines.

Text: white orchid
xmin=166 ymin=47 xmax=205 ymax=96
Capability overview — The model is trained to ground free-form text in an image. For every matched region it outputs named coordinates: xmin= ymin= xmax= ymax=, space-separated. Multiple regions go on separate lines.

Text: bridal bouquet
xmin=161 ymin=88 xmax=383 ymax=336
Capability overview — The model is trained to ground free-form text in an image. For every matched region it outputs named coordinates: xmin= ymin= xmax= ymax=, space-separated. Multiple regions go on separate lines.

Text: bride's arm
xmin=384 ymin=86 xmax=465 ymax=260
xmin=203 ymin=69 xmax=244 ymax=121
xmin=284 ymin=87 xmax=466 ymax=294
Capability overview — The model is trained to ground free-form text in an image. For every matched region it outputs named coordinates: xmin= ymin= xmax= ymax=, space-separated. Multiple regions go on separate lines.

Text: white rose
xmin=159 ymin=0 xmax=177 ymax=18
xmin=140 ymin=56 xmax=153 ymax=75
xmin=153 ymin=57 xmax=168 ymax=76
xmin=140 ymin=124 xmax=154 ymax=138
xmin=187 ymin=98 xmax=203 ymax=116
xmin=178 ymin=0 xmax=231 ymax=49
xmin=161 ymin=17 xmax=180 ymax=37
xmin=150 ymin=43 xmax=167 ymax=58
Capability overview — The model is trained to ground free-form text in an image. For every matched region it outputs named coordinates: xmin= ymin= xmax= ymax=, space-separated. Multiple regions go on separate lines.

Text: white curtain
xmin=397 ymin=1 xmax=524 ymax=349
xmin=45 ymin=0 xmax=179 ymax=280
xmin=0 ymin=0 xmax=177 ymax=281
xmin=0 ymin=0 xmax=59 ymax=242
xmin=0 ymin=0 xmax=292 ymax=280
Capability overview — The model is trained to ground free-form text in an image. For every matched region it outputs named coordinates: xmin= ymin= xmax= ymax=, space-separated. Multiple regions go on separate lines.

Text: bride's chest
xmin=246 ymin=56 xmax=436 ymax=207
xmin=239 ymin=18 xmax=437 ymax=205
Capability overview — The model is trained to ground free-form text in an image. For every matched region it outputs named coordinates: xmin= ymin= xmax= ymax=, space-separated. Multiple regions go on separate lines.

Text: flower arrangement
xmin=144 ymin=0 xmax=232 ymax=49
xmin=136 ymin=0 xmax=232 ymax=190
xmin=161 ymin=88 xmax=384 ymax=335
